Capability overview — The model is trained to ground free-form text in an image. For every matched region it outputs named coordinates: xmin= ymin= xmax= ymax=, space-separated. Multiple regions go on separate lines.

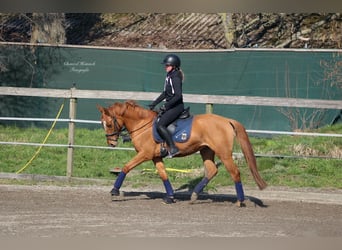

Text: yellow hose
xmin=16 ymin=100 xmax=65 ymax=174
xmin=142 ymin=167 xmax=193 ymax=173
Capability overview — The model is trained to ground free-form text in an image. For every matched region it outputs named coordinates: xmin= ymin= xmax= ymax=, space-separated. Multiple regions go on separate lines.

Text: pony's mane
xmin=108 ymin=100 xmax=155 ymax=119
xmin=121 ymin=100 xmax=155 ymax=119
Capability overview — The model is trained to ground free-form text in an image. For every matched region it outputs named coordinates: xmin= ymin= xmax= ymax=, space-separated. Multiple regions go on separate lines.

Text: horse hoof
xmin=110 ymin=188 xmax=122 ymax=201
xmin=162 ymin=196 xmax=176 ymax=204
xmin=111 ymin=188 xmax=124 ymax=201
xmin=110 ymin=187 xmax=120 ymax=196
xmin=189 ymin=193 xmax=198 ymax=204
xmin=236 ymin=201 xmax=246 ymax=207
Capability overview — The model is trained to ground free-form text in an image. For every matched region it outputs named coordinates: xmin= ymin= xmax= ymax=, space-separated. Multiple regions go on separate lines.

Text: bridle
xmin=104 ymin=116 xmax=122 ymax=142
xmin=104 ymin=114 xmax=153 ymax=142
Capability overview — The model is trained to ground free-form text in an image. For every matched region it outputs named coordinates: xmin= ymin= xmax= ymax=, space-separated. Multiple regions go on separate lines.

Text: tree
xmin=30 ymin=13 xmax=66 ymax=44
xmin=219 ymin=13 xmax=236 ymax=48
xmin=0 ymin=13 xmax=66 ymax=126
xmin=321 ymin=52 xmax=342 ymax=89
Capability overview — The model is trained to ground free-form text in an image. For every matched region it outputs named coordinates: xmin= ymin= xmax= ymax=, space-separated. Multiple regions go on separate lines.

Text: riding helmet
xmin=161 ymin=54 xmax=181 ymax=68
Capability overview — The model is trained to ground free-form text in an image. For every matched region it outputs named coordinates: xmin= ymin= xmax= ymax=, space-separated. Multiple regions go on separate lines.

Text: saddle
xmin=152 ymin=107 xmax=193 ymax=144
xmin=178 ymin=106 xmax=191 ymax=119
xmin=165 ymin=107 xmax=191 ymax=134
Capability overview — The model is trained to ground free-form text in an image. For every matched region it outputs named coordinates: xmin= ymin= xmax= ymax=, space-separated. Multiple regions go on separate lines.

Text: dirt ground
xmin=0 ymin=184 xmax=341 ymax=237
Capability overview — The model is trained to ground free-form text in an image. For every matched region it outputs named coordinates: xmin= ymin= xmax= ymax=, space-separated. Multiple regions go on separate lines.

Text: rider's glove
xmin=159 ymin=104 xmax=166 ymax=113
xmin=148 ymin=104 xmax=155 ymax=110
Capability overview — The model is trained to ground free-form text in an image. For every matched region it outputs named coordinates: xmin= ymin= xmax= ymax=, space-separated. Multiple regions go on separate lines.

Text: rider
xmin=148 ymin=54 xmax=184 ymax=158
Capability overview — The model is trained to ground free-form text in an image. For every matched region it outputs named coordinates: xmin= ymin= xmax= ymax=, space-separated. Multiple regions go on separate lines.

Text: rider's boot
xmin=157 ymin=125 xmax=180 ymax=158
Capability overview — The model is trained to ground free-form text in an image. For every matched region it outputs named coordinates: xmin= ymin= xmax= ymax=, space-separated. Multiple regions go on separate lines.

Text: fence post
xmin=206 ymin=103 xmax=213 ymax=114
xmin=67 ymin=87 xmax=77 ymax=178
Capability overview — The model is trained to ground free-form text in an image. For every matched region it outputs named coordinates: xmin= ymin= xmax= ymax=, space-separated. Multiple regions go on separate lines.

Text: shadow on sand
xmin=112 ymin=189 xmax=268 ymax=208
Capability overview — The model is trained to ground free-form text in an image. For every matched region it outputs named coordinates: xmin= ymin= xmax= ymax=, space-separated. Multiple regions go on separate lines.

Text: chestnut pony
xmin=97 ymin=100 xmax=267 ymax=205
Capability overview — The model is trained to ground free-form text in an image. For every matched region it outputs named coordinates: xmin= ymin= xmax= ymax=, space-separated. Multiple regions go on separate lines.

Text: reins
xmin=127 ymin=119 xmax=153 ymax=138
xmin=106 ymin=111 xmax=154 ymax=140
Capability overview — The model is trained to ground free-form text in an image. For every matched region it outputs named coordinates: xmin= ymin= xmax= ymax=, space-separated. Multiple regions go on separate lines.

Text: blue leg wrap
xmin=193 ymin=177 xmax=209 ymax=194
xmin=114 ymin=172 xmax=126 ymax=190
xmin=235 ymin=181 xmax=245 ymax=201
xmin=163 ymin=179 xmax=174 ymax=197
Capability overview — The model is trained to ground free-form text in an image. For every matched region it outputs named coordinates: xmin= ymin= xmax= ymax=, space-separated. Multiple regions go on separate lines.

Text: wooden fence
xmin=1 ymin=86 xmax=341 ymax=109
xmin=1 ymin=86 xmax=341 ymax=177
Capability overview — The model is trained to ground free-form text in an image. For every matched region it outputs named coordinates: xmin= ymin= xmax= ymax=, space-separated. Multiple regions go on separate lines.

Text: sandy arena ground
xmin=0 ymin=184 xmax=341 ymax=237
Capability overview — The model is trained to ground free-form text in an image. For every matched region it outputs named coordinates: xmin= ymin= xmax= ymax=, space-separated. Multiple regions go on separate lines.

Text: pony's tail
xmin=229 ymin=120 xmax=267 ymax=190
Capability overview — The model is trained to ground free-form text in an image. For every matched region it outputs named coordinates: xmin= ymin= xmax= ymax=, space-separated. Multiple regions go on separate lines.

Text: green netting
xmin=1 ymin=44 xmax=341 ymax=131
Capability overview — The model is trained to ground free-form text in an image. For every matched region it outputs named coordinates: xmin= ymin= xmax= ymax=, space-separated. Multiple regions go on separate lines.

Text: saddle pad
xmin=153 ymin=116 xmax=194 ymax=143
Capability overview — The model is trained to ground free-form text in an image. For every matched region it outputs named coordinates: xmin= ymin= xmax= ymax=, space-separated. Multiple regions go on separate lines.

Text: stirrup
xmin=167 ymin=148 xmax=180 ymax=158
xmin=160 ymin=146 xmax=168 ymax=158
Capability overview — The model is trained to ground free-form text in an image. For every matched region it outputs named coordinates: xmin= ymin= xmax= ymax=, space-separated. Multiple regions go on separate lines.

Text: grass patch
xmin=0 ymin=124 xmax=341 ymax=189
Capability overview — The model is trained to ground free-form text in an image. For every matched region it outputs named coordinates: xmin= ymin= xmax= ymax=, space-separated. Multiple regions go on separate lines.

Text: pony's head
xmin=96 ymin=104 xmax=125 ymax=147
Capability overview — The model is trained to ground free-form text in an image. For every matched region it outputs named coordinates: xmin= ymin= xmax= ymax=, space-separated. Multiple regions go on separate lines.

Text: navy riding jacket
xmin=151 ymin=69 xmax=184 ymax=110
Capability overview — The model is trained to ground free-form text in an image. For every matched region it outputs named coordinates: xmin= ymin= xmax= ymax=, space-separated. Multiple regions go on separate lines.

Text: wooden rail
xmin=1 ymin=86 xmax=341 ymax=177
xmin=1 ymin=86 xmax=341 ymax=109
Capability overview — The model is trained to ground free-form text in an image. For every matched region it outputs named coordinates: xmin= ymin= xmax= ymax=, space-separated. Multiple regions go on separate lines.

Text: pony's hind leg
xmin=190 ymin=147 xmax=217 ymax=203
xmin=220 ymin=155 xmax=246 ymax=207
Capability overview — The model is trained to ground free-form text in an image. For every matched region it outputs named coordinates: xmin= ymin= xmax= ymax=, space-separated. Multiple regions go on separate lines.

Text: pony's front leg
xmin=153 ymin=158 xmax=176 ymax=204
xmin=110 ymin=152 xmax=149 ymax=197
